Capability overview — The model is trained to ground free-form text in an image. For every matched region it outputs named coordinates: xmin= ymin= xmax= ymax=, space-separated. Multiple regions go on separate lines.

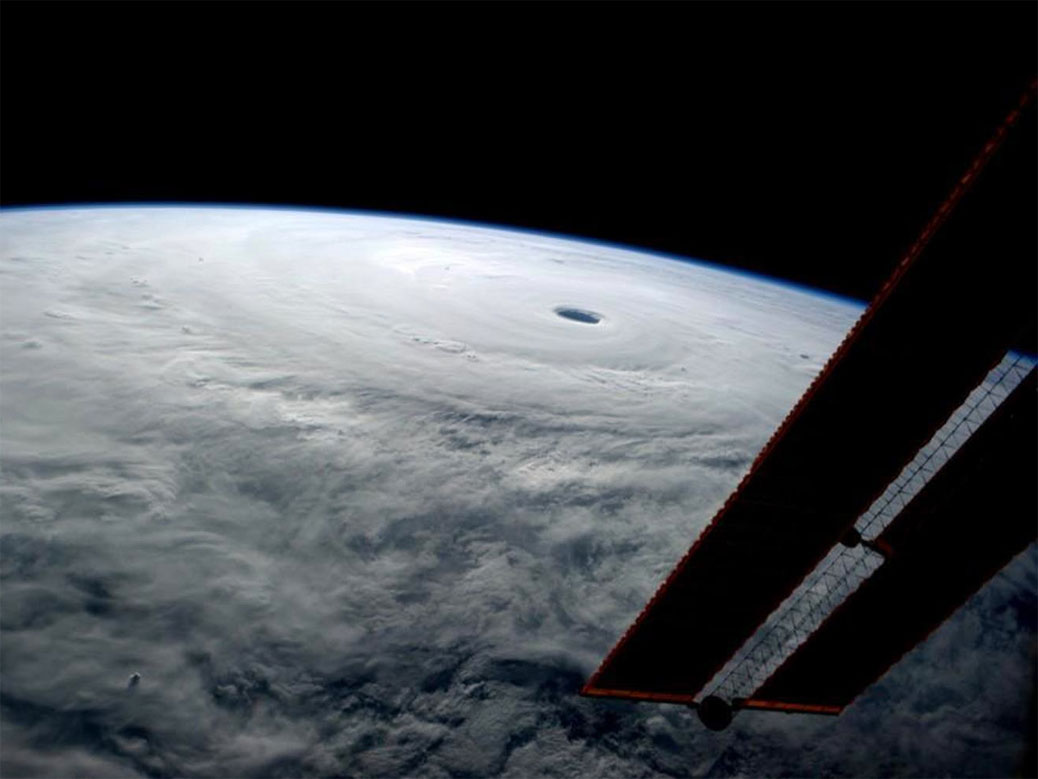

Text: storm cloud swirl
xmin=1 ymin=208 xmax=1034 ymax=777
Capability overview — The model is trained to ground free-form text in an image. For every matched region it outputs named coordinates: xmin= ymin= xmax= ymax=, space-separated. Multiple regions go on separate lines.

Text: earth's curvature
xmin=1 ymin=207 xmax=1034 ymax=777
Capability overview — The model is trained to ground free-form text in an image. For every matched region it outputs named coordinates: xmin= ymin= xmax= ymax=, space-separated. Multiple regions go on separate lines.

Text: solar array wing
xmin=744 ymin=368 xmax=1037 ymax=713
xmin=582 ymin=81 xmax=1036 ymax=705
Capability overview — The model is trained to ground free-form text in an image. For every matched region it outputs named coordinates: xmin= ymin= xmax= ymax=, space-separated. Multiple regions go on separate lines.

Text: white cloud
xmin=1 ymin=207 xmax=1032 ymax=777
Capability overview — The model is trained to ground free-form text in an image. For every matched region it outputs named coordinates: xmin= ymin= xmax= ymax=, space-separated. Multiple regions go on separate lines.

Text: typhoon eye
xmin=554 ymin=307 xmax=601 ymax=324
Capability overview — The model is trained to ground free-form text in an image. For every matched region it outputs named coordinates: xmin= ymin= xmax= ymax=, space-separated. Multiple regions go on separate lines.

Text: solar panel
xmin=582 ymin=81 xmax=1036 ymax=706
xmin=745 ymin=368 xmax=1036 ymax=712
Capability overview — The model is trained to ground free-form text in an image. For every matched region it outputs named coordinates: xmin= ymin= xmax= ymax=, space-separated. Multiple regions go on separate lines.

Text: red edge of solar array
xmin=581 ymin=687 xmax=699 ymax=705
xmin=580 ymin=77 xmax=1037 ymax=704
xmin=581 ymin=688 xmax=842 ymax=717
xmin=739 ymin=699 xmax=842 ymax=716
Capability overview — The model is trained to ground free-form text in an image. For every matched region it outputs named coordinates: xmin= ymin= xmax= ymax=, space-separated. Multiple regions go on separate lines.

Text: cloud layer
xmin=1 ymin=208 xmax=1033 ymax=777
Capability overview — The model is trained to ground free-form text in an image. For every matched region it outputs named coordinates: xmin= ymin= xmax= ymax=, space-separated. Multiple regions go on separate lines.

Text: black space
xmin=2 ymin=1 xmax=1035 ymax=304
